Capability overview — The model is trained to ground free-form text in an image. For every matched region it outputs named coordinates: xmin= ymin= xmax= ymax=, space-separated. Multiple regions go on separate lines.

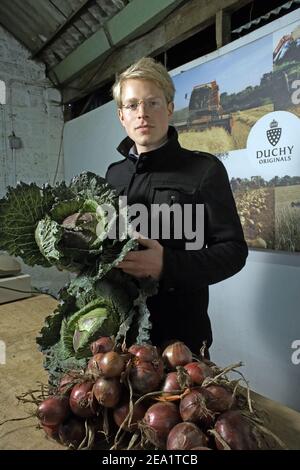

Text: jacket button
xmin=168 ymin=287 xmax=175 ymax=293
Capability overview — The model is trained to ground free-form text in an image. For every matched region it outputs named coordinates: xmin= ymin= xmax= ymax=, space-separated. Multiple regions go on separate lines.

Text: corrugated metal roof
xmin=232 ymin=0 xmax=300 ymax=33
xmin=0 ymin=0 xmax=131 ymax=67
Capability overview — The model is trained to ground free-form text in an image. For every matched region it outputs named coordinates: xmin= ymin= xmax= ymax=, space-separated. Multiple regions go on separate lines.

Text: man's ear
xmin=167 ymin=101 xmax=174 ymax=117
xmin=118 ymin=108 xmax=125 ymax=127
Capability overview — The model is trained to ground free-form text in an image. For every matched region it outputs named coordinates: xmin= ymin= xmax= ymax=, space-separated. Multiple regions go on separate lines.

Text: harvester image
xmin=175 ymin=80 xmax=232 ymax=133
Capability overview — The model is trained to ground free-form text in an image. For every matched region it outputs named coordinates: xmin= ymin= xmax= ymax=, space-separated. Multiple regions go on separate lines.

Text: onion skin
xmin=184 ymin=361 xmax=213 ymax=385
xmin=206 ymin=385 xmax=236 ymax=412
xmin=190 ymin=446 xmax=212 ymax=450
xmin=162 ymin=372 xmax=182 ymax=395
xmin=130 ymin=360 xmax=164 ymax=394
xmin=214 ymin=410 xmax=259 ymax=450
xmin=162 ymin=342 xmax=193 ymax=369
xmin=143 ymin=402 xmax=181 ymax=448
xmin=69 ymin=382 xmax=97 ymax=418
xmin=162 ymin=371 xmax=192 ymax=395
xmin=90 ymin=337 xmax=114 ymax=355
xmin=42 ymin=423 xmax=60 ymax=440
xmin=58 ymin=417 xmax=86 ymax=449
xmin=179 ymin=389 xmax=215 ymax=428
xmin=37 ymin=396 xmax=70 ymax=427
xmin=93 ymin=377 xmax=121 ymax=408
xmin=98 ymin=351 xmax=125 ymax=378
xmin=85 ymin=353 xmax=104 ymax=377
xmin=113 ymin=401 xmax=147 ymax=432
xmin=128 ymin=344 xmax=160 ymax=362
xmin=167 ymin=422 xmax=208 ymax=450
xmin=58 ymin=372 xmax=78 ymax=395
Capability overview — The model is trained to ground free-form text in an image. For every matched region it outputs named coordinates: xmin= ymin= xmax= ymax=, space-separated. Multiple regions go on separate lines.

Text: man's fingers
xmin=137 ymin=237 xmax=157 ymax=248
xmin=116 ymin=260 xmax=134 ymax=268
xmin=117 ymin=266 xmax=146 ymax=278
xmin=118 ymin=252 xmax=139 ymax=262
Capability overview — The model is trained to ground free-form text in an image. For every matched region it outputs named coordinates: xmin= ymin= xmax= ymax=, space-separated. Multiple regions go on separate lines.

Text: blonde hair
xmin=112 ymin=57 xmax=175 ymax=107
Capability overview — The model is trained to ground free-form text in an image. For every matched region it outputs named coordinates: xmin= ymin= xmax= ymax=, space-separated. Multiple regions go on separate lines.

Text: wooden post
xmin=216 ymin=9 xmax=231 ymax=49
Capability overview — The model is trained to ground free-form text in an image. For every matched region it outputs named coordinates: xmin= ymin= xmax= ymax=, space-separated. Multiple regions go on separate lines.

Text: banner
xmin=172 ymin=12 xmax=300 ymax=252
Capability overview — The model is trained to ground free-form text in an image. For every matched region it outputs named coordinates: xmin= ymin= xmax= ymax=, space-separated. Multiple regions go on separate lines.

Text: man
xmin=106 ymin=57 xmax=248 ymax=354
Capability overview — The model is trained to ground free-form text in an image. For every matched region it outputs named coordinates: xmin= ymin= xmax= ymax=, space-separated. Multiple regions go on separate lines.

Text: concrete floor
xmin=0 ymin=295 xmax=63 ymax=449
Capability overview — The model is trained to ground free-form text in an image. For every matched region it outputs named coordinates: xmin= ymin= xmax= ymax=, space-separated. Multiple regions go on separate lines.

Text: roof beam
xmin=48 ymin=0 xmax=185 ymax=85
xmin=31 ymin=0 xmax=97 ymax=58
xmin=61 ymin=0 xmax=253 ymax=103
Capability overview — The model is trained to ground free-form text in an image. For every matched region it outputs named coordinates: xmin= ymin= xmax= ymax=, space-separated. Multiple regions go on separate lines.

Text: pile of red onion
xmin=36 ymin=338 xmax=275 ymax=450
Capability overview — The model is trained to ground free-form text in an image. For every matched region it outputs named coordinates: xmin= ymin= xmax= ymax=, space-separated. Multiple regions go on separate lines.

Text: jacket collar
xmin=117 ymin=126 xmax=181 ymax=170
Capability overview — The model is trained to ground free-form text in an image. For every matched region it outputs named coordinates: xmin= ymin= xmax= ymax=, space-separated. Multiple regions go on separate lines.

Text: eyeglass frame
xmin=120 ymin=97 xmax=169 ymax=113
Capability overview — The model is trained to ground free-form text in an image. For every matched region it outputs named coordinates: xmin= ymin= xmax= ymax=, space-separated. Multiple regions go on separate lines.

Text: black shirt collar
xmin=117 ymin=126 xmax=181 ymax=169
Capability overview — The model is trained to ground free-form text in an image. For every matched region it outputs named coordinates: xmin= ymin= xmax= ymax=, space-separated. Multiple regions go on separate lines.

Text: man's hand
xmin=116 ymin=236 xmax=163 ymax=280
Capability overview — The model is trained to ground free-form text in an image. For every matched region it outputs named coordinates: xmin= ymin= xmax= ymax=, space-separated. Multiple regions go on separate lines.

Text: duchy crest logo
xmin=266 ymin=119 xmax=282 ymax=146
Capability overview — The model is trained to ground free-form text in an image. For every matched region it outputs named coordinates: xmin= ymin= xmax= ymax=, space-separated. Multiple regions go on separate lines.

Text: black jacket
xmin=106 ymin=127 xmax=248 ymax=353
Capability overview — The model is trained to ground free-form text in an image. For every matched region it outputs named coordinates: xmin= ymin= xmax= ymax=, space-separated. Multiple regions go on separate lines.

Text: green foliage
xmin=0 ymin=171 xmax=136 ymax=274
xmin=1 ymin=171 xmax=158 ymax=385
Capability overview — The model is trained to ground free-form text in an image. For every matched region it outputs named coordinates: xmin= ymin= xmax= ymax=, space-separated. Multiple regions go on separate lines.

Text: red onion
xmin=128 ymin=344 xmax=160 ymax=362
xmin=214 ymin=410 xmax=259 ymax=450
xmin=206 ymin=385 xmax=236 ymax=412
xmin=162 ymin=371 xmax=192 ymax=395
xmin=130 ymin=360 xmax=164 ymax=394
xmin=113 ymin=401 xmax=147 ymax=432
xmin=69 ymin=382 xmax=97 ymax=418
xmin=190 ymin=446 xmax=212 ymax=450
xmin=98 ymin=351 xmax=125 ymax=378
xmin=179 ymin=389 xmax=215 ymax=428
xmin=167 ymin=422 xmax=208 ymax=450
xmin=90 ymin=336 xmax=114 ymax=355
xmin=58 ymin=417 xmax=86 ymax=449
xmin=143 ymin=402 xmax=181 ymax=448
xmin=37 ymin=395 xmax=70 ymax=426
xmin=93 ymin=377 xmax=121 ymax=408
xmin=42 ymin=423 xmax=59 ymax=440
xmin=184 ymin=361 xmax=213 ymax=385
xmin=85 ymin=353 xmax=104 ymax=377
xmin=58 ymin=372 xmax=78 ymax=395
xmin=162 ymin=342 xmax=193 ymax=369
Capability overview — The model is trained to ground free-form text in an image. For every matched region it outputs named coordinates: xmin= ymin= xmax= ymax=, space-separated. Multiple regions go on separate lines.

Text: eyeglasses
xmin=121 ymin=98 xmax=165 ymax=113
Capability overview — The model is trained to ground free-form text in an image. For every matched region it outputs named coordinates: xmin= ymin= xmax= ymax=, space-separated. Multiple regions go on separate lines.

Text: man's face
xmin=118 ymin=79 xmax=174 ymax=154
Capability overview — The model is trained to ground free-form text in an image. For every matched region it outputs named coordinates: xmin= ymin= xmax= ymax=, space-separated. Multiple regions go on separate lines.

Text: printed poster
xmin=172 ymin=16 xmax=300 ymax=252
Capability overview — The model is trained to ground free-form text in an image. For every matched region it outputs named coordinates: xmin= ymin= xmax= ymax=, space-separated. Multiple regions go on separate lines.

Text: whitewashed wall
xmin=0 ymin=25 xmax=69 ymax=295
xmin=64 ymin=100 xmax=126 ymax=181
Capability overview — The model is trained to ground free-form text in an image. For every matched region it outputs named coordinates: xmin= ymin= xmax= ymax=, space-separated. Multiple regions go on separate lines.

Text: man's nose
xmin=137 ymin=101 xmax=149 ymax=117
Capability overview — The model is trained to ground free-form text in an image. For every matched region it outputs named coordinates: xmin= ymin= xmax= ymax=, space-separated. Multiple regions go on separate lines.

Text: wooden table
xmin=0 ymin=295 xmax=300 ymax=450
xmin=246 ymin=391 xmax=300 ymax=449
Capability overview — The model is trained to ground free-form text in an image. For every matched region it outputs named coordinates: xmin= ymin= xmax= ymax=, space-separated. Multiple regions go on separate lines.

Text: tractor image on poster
xmin=175 ymin=80 xmax=232 ymax=134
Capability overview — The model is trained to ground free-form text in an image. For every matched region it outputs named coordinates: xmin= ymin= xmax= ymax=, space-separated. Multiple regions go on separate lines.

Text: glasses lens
xmin=123 ymin=98 xmax=163 ymax=112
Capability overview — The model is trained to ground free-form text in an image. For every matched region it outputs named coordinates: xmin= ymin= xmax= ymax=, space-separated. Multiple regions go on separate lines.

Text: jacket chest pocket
xmin=150 ymin=184 xmax=197 ymax=245
xmin=152 ymin=185 xmax=196 ymax=206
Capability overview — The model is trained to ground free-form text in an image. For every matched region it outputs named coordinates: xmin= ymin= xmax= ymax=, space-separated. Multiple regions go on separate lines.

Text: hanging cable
xmin=0 ymin=103 xmax=8 ymax=190
xmin=52 ymin=122 xmax=65 ymax=185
